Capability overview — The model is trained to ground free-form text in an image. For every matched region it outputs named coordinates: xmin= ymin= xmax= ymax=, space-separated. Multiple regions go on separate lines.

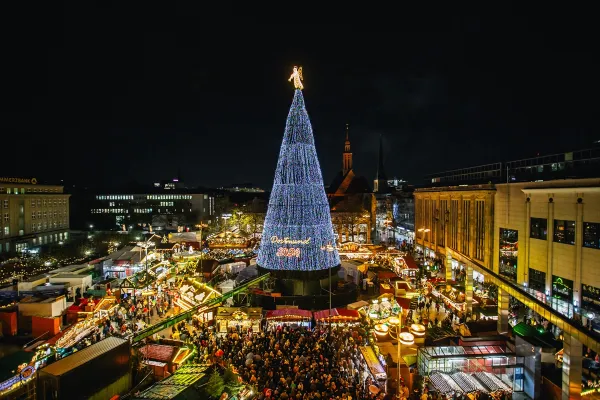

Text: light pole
xmin=387 ymin=313 xmax=414 ymax=397
xmin=236 ymin=211 xmax=243 ymax=233
xmin=322 ymin=243 xmax=336 ymax=327
xmin=195 ymin=222 xmax=208 ymax=279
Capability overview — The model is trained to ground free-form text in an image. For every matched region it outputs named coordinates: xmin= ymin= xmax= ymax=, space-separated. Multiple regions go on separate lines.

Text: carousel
xmin=367 ymin=294 xmax=402 ymax=322
xmin=207 ymin=230 xmax=250 ymax=249
xmin=313 ymin=308 xmax=361 ymax=326
xmin=215 ymin=307 xmax=262 ymax=333
xmin=265 ymin=308 xmax=313 ymax=329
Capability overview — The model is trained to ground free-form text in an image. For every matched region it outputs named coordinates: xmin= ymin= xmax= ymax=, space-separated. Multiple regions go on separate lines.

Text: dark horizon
xmin=2 ymin=10 xmax=598 ymax=190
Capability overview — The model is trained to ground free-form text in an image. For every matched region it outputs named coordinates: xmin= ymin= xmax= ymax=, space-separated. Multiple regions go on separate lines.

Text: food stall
xmin=359 ymin=346 xmax=387 ymax=382
xmin=215 ymin=307 xmax=262 ymax=333
xmin=397 ymin=254 xmax=419 ymax=284
xmin=313 ymin=308 xmax=361 ymax=326
xmin=431 ymin=284 xmax=479 ymax=313
xmin=265 ymin=308 xmax=312 ymax=329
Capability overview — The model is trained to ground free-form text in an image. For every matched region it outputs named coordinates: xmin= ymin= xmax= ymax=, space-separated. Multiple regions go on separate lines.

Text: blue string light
xmin=257 ymin=89 xmax=340 ymax=271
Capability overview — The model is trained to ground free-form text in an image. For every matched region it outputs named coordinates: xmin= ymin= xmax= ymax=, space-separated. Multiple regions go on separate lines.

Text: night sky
xmin=3 ymin=9 xmax=598 ymax=190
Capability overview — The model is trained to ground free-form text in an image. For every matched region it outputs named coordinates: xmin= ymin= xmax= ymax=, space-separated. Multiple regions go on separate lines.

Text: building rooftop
xmin=23 ymin=274 xmax=49 ymax=283
xmin=426 ymin=147 xmax=600 ymax=186
xmin=49 ymin=273 xmax=91 ymax=279
xmin=39 ymin=337 xmax=127 ymax=377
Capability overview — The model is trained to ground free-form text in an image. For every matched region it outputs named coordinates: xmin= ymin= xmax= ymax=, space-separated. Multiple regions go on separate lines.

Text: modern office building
xmin=415 ymin=148 xmax=600 ymax=398
xmin=89 ymin=190 xmax=215 ymax=231
xmin=0 ymin=178 xmax=70 ymax=254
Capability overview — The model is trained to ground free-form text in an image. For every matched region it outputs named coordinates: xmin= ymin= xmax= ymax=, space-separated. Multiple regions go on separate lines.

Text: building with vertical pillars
xmin=416 ymin=148 xmax=600 ymax=399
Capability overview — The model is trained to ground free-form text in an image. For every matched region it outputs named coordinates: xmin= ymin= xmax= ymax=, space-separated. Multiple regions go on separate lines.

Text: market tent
xmin=401 ymin=254 xmax=418 ymax=269
xmin=314 ymin=308 xmax=360 ymax=322
xmin=235 ymin=265 xmax=258 ymax=283
xmin=265 ymin=308 xmax=312 ymax=320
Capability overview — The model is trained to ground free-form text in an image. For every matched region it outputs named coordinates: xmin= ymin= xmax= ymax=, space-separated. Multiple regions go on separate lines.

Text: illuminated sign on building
xmin=0 ymin=177 xmax=37 ymax=184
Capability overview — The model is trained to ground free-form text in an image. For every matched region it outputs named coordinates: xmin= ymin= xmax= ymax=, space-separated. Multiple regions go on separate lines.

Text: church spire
xmin=342 ymin=124 xmax=353 ymax=176
xmin=374 ymin=134 xmax=389 ymax=193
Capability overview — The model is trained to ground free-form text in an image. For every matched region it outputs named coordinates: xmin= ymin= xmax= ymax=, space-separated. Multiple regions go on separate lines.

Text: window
xmin=31 ymin=199 xmax=36 ymax=207
xmin=554 ymin=220 xmax=575 ymax=245
xmin=530 ymin=218 xmax=547 ymax=240
xmin=499 ymin=228 xmax=518 ymax=282
xmin=529 ymin=268 xmax=546 ymax=292
xmin=3 ymin=227 xmax=8 ymax=235
xmin=474 ymin=200 xmax=485 ymax=261
xmin=3 ymin=200 xmax=7 ymax=208
xmin=37 ymin=199 xmax=41 ymax=207
xmin=3 ymin=213 xmax=8 ymax=222
xmin=583 ymin=222 xmax=600 ymax=249
xmin=31 ymin=212 xmax=36 ymax=220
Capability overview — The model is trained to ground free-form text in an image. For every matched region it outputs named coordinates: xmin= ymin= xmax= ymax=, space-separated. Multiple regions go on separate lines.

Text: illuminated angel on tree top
xmin=289 ymin=66 xmax=304 ymax=90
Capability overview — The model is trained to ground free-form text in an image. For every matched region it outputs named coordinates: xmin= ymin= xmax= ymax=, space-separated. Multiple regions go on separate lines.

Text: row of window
xmin=0 ymin=187 xmax=62 ymax=194
xmin=530 ymin=217 xmax=600 ymax=248
xmin=32 ymin=211 xmax=67 ymax=219
xmin=30 ymin=198 xmax=68 ymax=207
xmin=95 ymin=194 xmax=196 ymax=201
xmin=31 ymin=220 xmax=68 ymax=232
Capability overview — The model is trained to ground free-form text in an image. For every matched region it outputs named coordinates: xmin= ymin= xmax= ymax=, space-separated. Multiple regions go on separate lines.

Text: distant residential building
xmin=218 ymin=183 xmax=265 ymax=193
xmin=0 ymin=178 xmax=70 ymax=254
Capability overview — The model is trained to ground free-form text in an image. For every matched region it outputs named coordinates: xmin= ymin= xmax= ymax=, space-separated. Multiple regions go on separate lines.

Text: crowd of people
xmin=184 ymin=324 xmax=389 ymax=400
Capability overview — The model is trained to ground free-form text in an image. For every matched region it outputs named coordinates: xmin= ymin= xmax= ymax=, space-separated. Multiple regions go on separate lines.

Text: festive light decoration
xmin=257 ymin=86 xmax=340 ymax=272
xmin=289 ymin=66 xmax=304 ymax=90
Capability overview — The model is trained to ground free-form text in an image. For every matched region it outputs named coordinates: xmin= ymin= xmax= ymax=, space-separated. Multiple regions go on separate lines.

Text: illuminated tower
xmin=257 ymin=68 xmax=340 ymax=274
xmin=342 ymin=124 xmax=353 ymax=176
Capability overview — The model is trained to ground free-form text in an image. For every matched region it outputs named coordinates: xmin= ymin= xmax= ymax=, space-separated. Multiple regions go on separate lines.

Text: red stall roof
xmin=314 ymin=308 xmax=360 ymax=321
xmin=401 ymin=254 xmax=418 ymax=269
xmin=265 ymin=308 xmax=312 ymax=320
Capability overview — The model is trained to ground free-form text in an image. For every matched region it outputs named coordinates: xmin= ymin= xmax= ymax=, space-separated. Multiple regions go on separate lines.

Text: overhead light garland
xmin=257 ymin=69 xmax=340 ymax=272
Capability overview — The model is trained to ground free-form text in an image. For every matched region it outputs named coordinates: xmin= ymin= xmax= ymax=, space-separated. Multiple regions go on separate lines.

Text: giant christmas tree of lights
xmin=257 ymin=67 xmax=340 ymax=272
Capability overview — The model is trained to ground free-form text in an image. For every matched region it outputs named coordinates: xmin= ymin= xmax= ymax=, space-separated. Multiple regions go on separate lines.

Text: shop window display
xmin=499 ymin=228 xmax=518 ymax=282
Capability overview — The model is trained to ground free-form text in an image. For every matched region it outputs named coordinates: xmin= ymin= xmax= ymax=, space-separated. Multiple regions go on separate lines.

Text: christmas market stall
xmin=313 ymin=308 xmax=360 ymax=326
xmin=397 ymin=254 xmax=419 ymax=283
xmin=175 ymin=277 xmax=220 ymax=312
xmin=265 ymin=308 xmax=313 ymax=329
xmin=418 ymin=346 xmax=516 ymax=397
xmin=430 ymin=283 xmax=480 ymax=313
xmin=215 ymin=307 xmax=262 ymax=333
xmin=359 ymin=345 xmax=387 ymax=386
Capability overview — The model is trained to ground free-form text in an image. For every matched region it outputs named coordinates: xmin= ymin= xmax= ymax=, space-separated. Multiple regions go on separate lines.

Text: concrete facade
xmin=416 ymin=178 xmax=600 ymax=305
xmin=493 ymin=178 xmax=600 ymax=304
xmin=0 ymin=180 xmax=70 ymax=254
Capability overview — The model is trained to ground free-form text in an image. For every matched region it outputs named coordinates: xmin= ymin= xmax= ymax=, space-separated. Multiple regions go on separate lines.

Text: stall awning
xmin=265 ymin=308 xmax=312 ymax=320
xmin=401 ymin=254 xmax=418 ymax=269
xmin=347 ymin=300 xmax=369 ymax=310
xmin=314 ymin=308 xmax=360 ymax=321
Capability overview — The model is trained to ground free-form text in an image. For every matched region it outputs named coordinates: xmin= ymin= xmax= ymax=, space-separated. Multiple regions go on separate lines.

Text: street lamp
xmin=417 ymin=228 xmax=430 ymax=254
xmin=322 ymin=243 xmax=337 ymax=327
xmin=236 ymin=211 xmax=243 ymax=233
xmin=387 ymin=314 xmax=414 ymax=397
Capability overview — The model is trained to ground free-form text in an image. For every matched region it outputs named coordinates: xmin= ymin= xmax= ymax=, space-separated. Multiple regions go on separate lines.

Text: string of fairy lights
xmin=257 ymin=81 xmax=340 ymax=272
